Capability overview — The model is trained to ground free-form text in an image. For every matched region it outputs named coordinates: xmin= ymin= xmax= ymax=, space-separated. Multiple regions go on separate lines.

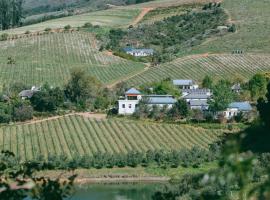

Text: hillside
xmin=0 ymin=115 xmax=223 ymax=161
xmin=183 ymin=0 xmax=270 ymax=55
xmin=0 ymin=32 xmax=145 ymax=87
xmin=126 ymin=54 xmax=270 ymax=86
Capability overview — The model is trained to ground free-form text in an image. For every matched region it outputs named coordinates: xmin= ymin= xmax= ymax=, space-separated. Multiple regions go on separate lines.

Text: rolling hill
xmin=0 ymin=32 xmax=145 ymax=87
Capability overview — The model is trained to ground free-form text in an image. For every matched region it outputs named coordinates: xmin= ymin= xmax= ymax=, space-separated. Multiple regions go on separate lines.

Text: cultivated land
xmin=126 ymin=54 xmax=270 ymax=86
xmin=0 ymin=32 xmax=145 ymax=87
xmin=185 ymin=0 xmax=270 ymax=55
xmin=0 ymin=115 xmax=223 ymax=161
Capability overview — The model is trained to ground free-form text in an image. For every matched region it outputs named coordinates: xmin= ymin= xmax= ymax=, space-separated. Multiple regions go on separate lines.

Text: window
xmin=129 ymin=104 xmax=132 ymax=109
xmin=122 ymin=104 xmax=125 ymax=108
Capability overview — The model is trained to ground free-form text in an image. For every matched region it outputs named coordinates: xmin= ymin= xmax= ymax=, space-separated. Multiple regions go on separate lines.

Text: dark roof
xmin=182 ymin=89 xmax=211 ymax=95
xmin=125 ymin=88 xmax=141 ymax=95
xmin=228 ymin=102 xmax=252 ymax=111
xmin=182 ymin=93 xmax=209 ymax=99
xmin=173 ymin=80 xmax=194 ymax=86
xmin=19 ymin=90 xmax=35 ymax=98
xmin=189 ymin=100 xmax=209 ymax=106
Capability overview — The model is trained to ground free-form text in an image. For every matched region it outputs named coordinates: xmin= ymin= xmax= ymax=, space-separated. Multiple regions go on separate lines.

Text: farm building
xmin=189 ymin=100 xmax=209 ymax=111
xmin=224 ymin=101 xmax=252 ymax=119
xmin=173 ymin=80 xmax=198 ymax=90
xmin=118 ymin=88 xmax=176 ymax=115
xmin=19 ymin=86 xmax=40 ymax=100
xmin=123 ymin=47 xmax=154 ymax=57
xmin=231 ymin=83 xmax=242 ymax=93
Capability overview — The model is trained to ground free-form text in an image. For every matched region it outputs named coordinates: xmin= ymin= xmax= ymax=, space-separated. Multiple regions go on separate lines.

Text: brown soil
xmin=131 ymin=8 xmax=154 ymax=26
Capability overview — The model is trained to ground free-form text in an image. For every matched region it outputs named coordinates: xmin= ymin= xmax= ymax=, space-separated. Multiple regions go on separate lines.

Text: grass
xmin=0 ymin=32 xmax=145 ymax=87
xmin=0 ymin=115 xmax=224 ymax=161
xmin=1 ymin=8 xmax=141 ymax=34
xmin=35 ymin=162 xmax=218 ymax=180
xmin=126 ymin=53 xmax=270 ymax=86
xmin=182 ymin=0 xmax=270 ymax=55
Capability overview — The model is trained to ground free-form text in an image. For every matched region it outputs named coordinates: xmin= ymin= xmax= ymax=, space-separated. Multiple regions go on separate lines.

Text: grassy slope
xmin=1 ymin=8 xmax=140 ymax=34
xmin=0 ymin=32 xmax=145 ymax=87
xmin=126 ymin=54 xmax=270 ymax=86
xmin=184 ymin=0 xmax=270 ymax=55
xmin=0 ymin=115 xmax=223 ymax=161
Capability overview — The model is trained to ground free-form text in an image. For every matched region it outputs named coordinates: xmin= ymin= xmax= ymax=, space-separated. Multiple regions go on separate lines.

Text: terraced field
xmin=0 ymin=115 xmax=223 ymax=161
xmin=0 ymin=32 xmax=145 ymax=87
xmin=126 ymin=54 xmax=270 ymax=86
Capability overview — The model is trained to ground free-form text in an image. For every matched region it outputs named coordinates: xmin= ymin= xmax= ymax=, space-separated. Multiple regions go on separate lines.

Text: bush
xmin=44 ymin=27 xmax=52 ymax=32
xmin=64 ymin=25 xmax=71 ymax=30
xmin=0 ymin=113 xmax=11 ymax=123
xmin=13 ymin=105 xmax=33 ymax=122
xmin=83 ymin=22 xmax=93 ymax=28
xmin=0 ymin=33 xmax=9 ymax=41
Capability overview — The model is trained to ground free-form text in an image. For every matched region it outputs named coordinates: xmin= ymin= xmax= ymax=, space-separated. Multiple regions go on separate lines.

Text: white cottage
xmin=224 ymin=102 xmax=252 ymax=119
xmin=123 ymin=48 xmax=154 ymax=57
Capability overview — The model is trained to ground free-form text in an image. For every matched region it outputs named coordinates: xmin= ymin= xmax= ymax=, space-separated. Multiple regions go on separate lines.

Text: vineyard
xmin=0 ymin=115 xmax=223 ymax=161
xmin=0 ymin=32 xmax=145 ymax=87
xmin=126 ymin=54 xmax=270 ymax=86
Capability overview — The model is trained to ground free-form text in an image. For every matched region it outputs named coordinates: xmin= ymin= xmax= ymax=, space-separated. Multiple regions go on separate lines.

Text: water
xmin=69 ymin=183 xmax=165 ymax=200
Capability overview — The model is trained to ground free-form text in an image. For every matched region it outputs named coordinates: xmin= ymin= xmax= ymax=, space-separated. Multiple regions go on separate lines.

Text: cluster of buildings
xmin=123 ymin=47 xmax=154 ymax=57
xmin=118 ymin=79 xmax=252 ymax=119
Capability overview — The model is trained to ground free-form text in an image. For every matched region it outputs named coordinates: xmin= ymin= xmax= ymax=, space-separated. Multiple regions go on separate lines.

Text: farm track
xmin=131 ymin=8 xmax=154 ymax=26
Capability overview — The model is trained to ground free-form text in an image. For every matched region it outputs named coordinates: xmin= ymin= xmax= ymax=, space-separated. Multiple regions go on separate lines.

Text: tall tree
xmin=0 ymin=0 xmax=23 ymax=30
xmin=248 ymin=73 xmax=268 ymax=100
xmin=208 ymin=79 xmax=234 ymax=112
xmin=202 ymin=75 xmax=213 ymax=89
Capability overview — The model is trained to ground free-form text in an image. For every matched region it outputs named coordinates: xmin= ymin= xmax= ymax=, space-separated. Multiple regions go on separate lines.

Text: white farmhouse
xmin=123 ymin=48 xmax=154 ymax=57
xmin=173 ymin=80 xmax=198 ymax=90
xmin=19 ymin=86 xmax=40 ymax=100
xmin=118 ymin=88 xmax=142 ymax=115
xmin=118 ymin=88 xmax=177 ymax=115
xmin=224 ymin=102 xmax=252 ymax=119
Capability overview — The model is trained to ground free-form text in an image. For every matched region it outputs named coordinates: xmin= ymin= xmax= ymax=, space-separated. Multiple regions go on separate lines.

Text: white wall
xmin=118 ymin=100 xmax=139 ymax=115
xmin=224 ymin=108 xmax=239 ymax=119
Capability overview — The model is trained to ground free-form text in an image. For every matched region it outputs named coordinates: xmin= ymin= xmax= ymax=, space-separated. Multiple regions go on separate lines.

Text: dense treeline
xmin=0 ymin=0 xmax=23 ymax=30
xmin=15 ymin=145 xmax=221 ymax=170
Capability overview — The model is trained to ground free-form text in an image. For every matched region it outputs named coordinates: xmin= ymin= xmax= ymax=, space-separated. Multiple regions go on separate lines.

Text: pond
xmin=69 ymin=183 xmax=165 ymax=200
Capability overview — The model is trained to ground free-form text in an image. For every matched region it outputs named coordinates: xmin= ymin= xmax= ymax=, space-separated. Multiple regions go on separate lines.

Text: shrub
xmin=44 ymin=27 xmax=52 ymax=32
xmin=64 ymin=25 xmax=71 ymax=30
xmin=13 ymin=105 xmax=33 ymax=122
xmin=0 ymin=33 xmax=9 ymax=41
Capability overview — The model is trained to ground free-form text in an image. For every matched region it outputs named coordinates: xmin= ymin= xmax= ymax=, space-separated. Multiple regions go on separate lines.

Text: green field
xmin=126 ymin=54 xmax=270 ymax=86
xmin=0 ymin=32 xmax=145 ymax=87
xmin=0 ymin=115 xmax=223 ymax=161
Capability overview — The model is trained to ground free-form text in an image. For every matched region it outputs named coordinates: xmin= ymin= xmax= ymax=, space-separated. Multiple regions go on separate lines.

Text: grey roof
xmin=173 ymin=80 xmax=194 ymax=86
xmin=125 ymin=88 xmax=141 ymax=95
xmin=182 ymin=93 xmax=209 ymax=99
xmin=189 ymin=100 xmax=209 ymax=106
xmin=228 ymin=102 xmax=252 ymax=111
xmin=146 ymin=96 xmax=176 ymax=105
xmin=182 ymin=88 xmax=211 ymax=95
xmin=19 ymin=90 xmax=35 ymax=98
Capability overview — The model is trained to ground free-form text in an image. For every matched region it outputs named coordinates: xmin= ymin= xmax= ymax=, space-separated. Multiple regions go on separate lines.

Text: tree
xmin=257 ymin=82 xmax=270 ymax=127
xmin=248 ymin=73 xmax=268 ymax=100
xmin=0 ymin=151 xmax=76 ymax=199
xmin=202 ymin=75 xmax=213 ymax=89
xmin=167 ymin=99 xmax=190 ymax=120
xmin=12 ymin=100 xmax=33 ymax=122
xmin=31 ymin=85 xmax=64 ymax=112
xmin=0 ymin=0 xmax=23 ymax=30
xmin=65 ymin=68 xmax=102 ymax=106
xmin=208 ymin=80 xmax=234 ymax=112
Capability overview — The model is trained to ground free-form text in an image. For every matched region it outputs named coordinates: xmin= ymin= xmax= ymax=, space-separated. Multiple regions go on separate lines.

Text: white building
xmin=224 ymin=102 xmax=252 ymax=119
xmin=19 ymin=86 xmax=40 ymax=100
xmin=118 ymin=89 xmax=176 ymax=115
xmin=118 ymin=88 xmax=142 ymax=115
xmin=189 ymin=100 xmax=209 ymax=111
xmin=123 ymin=48 xmax=154 ymax=57
xmin=173 ymin=80 xmax=199 ymax=90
